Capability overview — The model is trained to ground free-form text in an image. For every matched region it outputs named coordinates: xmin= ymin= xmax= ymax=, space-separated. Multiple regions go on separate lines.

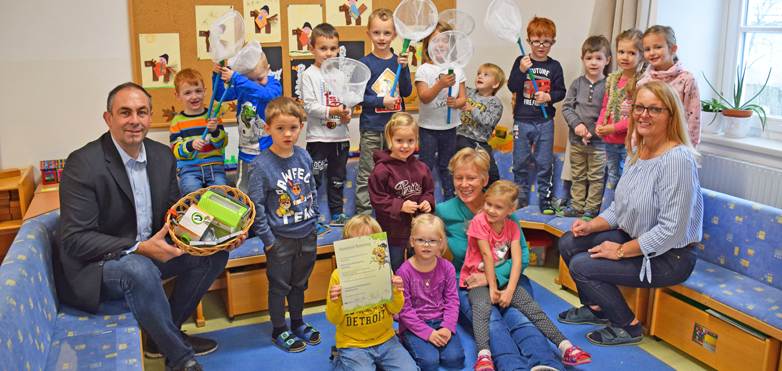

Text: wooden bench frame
xmin=650 ymin=285 xmax=782 ymax=371
xmin=193 ymin=244 xmax=335 ymax=326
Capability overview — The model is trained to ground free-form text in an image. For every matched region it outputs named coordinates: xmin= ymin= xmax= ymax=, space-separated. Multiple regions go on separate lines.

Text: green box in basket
xmin=198 ymin=190 xmax=249 ymax=229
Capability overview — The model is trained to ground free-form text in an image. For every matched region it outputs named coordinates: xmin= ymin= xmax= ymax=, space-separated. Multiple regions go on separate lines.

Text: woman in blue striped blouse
xmin=556 ymin=81 xmax=703 ymax=347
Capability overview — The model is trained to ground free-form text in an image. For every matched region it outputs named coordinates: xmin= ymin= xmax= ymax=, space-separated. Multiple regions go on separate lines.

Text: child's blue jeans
xmin=419 ymin=127 xmax=456 ymax=201
xmin=402 ymin=319 xmax=465 ymax=371
xmin=177 ymin=164 xmax=226 ymax=197
xmin=604 ymin=142 xmax=627 ymax=191
xmin=332 ymin=336 xmax=420 ymax=371
xmin=512 ymin=119 xmax=554 ymax=204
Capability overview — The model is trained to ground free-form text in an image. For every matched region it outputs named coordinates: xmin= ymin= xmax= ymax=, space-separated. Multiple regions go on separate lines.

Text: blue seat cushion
xmin=47 ymin=301 xmax=142 ymax=371
xmin=516 ymin=205 xmax=556 ymax=224
xmin=681 ymin=260 xmax=782 ymax=330
xmin=545 ymin=217 xmax=579 ymax=235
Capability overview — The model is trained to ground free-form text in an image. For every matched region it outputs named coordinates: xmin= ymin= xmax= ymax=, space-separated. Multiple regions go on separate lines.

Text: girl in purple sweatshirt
xmin=369 ymin=112 xmax=436 ymax=272
xmin=396 ymin=214 xmax=464 ymax=371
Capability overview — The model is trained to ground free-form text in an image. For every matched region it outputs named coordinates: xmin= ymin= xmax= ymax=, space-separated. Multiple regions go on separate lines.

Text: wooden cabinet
xmin=0 ymin=166 xmax=35 ymax=261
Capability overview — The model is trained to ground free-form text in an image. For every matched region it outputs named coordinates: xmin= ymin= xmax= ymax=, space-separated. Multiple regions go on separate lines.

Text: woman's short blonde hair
xmin=342 ymin=215 xmax=382 ymax=239
xmin=410 ymin=214 xmax=449 ymax=257
xmin=483 ymin=180 xmax=519 ymax=208
xmin=448 ymin=147 xmax=491 ymax=180
xmin=384 ymin=112 xmax=419 ymax=143
xmin=626 ymin=81 xmax=699 ymax=165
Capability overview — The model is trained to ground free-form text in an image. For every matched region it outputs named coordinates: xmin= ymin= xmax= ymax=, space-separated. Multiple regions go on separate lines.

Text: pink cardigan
xmin=637 ymin=62 xmax=701 ymax=146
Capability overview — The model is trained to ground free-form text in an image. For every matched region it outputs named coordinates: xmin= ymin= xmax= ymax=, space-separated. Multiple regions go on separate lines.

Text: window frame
xmin=719 ymin=0 xmax=782 ymax=138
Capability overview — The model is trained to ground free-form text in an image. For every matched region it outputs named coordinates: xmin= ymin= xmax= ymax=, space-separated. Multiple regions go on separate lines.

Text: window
xmin=722 ymin=0 xmax=782 ymax=138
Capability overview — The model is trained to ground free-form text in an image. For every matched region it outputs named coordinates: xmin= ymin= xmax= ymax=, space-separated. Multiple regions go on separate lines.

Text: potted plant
xmin=701 ymin=98 xmax=723 ymax=134
xmin=702 ymin=64 xmax=770 ymax=138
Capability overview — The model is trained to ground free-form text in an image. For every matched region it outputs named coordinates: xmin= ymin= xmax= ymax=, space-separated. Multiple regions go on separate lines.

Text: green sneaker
xmin=330 ymin=213 xmax=351 ymax=226
xmin=539 ymin=199 xmax=555 ymax=215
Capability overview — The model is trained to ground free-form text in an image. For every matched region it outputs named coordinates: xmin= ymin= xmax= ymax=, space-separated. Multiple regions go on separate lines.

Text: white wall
xmin=0 ymin=0 xmax=604 ymax=175
xmin=653 ymin=0 xmax=727 ymax=101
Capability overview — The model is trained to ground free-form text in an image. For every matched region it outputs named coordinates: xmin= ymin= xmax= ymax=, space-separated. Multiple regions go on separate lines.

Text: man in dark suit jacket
xmin=55 ymin=82 xmax=245 ymax=371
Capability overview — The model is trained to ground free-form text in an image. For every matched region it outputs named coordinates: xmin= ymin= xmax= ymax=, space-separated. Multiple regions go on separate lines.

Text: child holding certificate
xmin=368 ymin=112 xmax=436 ymax=272
xmin=326 ymin=216 xmax=417 ymax=370
xmin=461 ymin=181 xmax=592 ymax=370
xmin=397 ymin=214 xmax=465 ymax=370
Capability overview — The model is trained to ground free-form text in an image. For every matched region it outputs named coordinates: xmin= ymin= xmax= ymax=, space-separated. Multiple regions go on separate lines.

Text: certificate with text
xmin=334 ymin=232 xmax=394 ymax=314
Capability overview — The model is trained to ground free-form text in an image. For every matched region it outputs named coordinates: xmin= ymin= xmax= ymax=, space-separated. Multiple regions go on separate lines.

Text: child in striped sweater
xmin=170 ymin=68 xmax=228 ymax=197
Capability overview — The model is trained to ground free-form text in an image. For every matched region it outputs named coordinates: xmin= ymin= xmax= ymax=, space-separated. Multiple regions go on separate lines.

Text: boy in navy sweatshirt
xmin=355 ymin=8 xmax=412 ymax=216
xmin=248 ymin=97 xmax=320 ymax=353
xmin=507 ymin=16 xmax=567 ymax=214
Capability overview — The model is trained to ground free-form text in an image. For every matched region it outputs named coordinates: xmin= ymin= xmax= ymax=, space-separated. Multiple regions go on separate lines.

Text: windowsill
xmin=699 ymin=133 xmax=782 ymax=169
xmin=700 ymin=133 xmax=782 ymax=158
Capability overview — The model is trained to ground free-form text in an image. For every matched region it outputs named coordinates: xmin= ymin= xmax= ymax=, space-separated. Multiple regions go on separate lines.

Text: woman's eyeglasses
xmin=632 ymin=104 xmax=669 ymax=117
xmin=412 ymin=238 xmax=442 ymax=248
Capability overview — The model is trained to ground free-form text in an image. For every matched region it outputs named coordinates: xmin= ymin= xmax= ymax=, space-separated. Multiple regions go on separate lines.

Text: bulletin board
xmin=129 ymin=0 xmax=455 ymax=128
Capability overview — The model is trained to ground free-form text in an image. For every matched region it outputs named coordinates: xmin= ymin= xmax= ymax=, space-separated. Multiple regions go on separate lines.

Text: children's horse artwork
xmin=250 ymin=6 xmax=279 ymax=34
xmin=338 ymin=1 xmax=367 ymax=26
xmin=199 ymin=30 xmax=211 ymax=52
xmin=144 ymin=54 xmax=178 ymax=83
xmin=292 ymin=22 xmax=312 ymax=51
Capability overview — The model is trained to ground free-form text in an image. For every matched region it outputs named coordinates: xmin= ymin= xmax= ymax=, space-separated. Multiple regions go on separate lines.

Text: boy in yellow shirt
xmin=326 ymin=215 xmax=418 ymax=370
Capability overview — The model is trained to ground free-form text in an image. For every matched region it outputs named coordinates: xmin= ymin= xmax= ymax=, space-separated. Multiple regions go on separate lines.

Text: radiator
xmin=699 ymin=153 xmax=782 ymax=209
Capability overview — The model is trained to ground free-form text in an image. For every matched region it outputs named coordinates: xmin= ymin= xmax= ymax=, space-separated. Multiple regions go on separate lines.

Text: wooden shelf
xmin=0 ymin=219 xmax=23 ymax=232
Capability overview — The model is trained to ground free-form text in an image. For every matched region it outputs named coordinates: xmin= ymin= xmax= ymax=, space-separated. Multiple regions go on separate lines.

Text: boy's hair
xmin=384 ymin=112 xmax=419 ymax=143
xmin=342 ymin=215 xmax=383 ymax=239
xmin=410 ymin=214 xmax=449 ymax=256
xmin=615 ymin=28 xmax=645 ymax=97
xmin=526 ymin=16 xmax=556 ymax=39
xmin=448 ymin=147 xmax=490 ymax=180
xmin=484 ymin=180 xmax=519 ymax=208
xmin=643 ymin=25 xmax=679 ymax=62
xmin=174 ymin=68 xmax=204 ymax=93
xmin=582 ymin=35 xmax=611 ymax=76
xmin=265 ymin=97 xmax=304 ymax=126
xmin=255 ymin=52 xmax=269 ymax=72
xmin=367 ymin=8 xmax=394 ymax=30
xmin=311 ymin=23 xmax=339 ymax=47
xmin=421 ymin=21 xmax=453 ymax=65
xmin=478 ymin=63 xmax=506 ymax=95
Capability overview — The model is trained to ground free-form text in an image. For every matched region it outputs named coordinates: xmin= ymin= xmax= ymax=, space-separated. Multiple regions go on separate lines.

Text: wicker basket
xmin=166 ymin=185 xmax=255 ymax=256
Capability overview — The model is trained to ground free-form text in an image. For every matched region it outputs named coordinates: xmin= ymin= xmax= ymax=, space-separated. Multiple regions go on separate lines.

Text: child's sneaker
xmin=330 ymin=213 xmax=351 ymax=226
xmin=539 ymin=199 xmax=555 ymax=215
xmin=581 ymin=210 xmax=598 ymax=221
xmin=316 ymin=222 xmax=331 ymax=235
xmin=562 ymin=207 xmax=580 ymax=218
xmin=474 ymin=352 xmax=494 ymax=371
xmin=562 ymin=345 xmax=591 ymax=365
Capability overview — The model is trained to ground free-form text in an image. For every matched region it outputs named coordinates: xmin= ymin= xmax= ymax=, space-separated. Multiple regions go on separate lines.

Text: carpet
xmin=194 ymin=280 xmax=674 ymax=370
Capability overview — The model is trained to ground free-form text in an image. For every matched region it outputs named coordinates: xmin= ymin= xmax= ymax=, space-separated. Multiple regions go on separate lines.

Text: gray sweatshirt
xmin=457 ymin=87 xmax=504 ymax=143
xmin=248 ymin=146 xmax=319 ymax=247
xmin=562 ymin=76 xmax=606 ymax=147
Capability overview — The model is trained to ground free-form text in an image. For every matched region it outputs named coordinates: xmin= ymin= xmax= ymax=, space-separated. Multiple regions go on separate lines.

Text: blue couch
xmin=0 ymin=211 xmax=142 ymax=371
xmin=650 ymin=189 xmax=782 ymax=371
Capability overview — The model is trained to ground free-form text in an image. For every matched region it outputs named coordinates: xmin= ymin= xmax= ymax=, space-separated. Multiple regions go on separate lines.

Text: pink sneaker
xmin=474 ymin=354 xmax=495 ymax=371
xmin=562 ymin=345 xmax=592 ymax=365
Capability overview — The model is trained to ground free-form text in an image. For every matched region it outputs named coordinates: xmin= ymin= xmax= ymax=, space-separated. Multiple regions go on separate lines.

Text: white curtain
xmin=589 ymin=0 xmax=654 ymax=71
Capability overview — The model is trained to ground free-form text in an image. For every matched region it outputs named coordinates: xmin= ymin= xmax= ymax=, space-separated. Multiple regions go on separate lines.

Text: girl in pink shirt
xmin=461 ymin=181 xmax=591 ymax=370
xmin=637 ymin=25 xmax=701 ymax=146
xmin=596 ymin=29 xmax=645 ymax=191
